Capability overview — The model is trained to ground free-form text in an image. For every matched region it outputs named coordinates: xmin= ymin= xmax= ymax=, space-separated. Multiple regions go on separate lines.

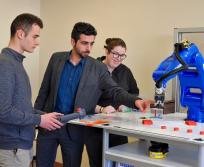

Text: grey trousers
xmin=0 ymin=148 xmax=32 ymax=167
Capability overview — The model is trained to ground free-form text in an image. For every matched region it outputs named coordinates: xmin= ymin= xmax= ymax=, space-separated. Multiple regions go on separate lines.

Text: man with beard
xmin=34 ymin=22 xmax=152 ymax=167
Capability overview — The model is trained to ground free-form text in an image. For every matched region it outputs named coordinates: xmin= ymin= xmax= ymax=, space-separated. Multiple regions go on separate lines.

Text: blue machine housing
xmin=153 ymin=43 xmax=204 ymax=122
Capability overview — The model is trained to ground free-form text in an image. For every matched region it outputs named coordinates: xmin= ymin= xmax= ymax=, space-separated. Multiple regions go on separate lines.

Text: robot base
xmin=187 ymin=107 xmax=204 ymax=123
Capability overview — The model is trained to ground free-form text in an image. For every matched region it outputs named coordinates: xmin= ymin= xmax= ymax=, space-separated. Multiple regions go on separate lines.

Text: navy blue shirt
xmin=55 ymin=58 xmax=85 ymax=114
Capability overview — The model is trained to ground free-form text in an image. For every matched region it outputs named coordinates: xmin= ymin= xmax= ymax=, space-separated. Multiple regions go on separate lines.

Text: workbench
xmin=70 ymin=111 xmax=204 ymax=167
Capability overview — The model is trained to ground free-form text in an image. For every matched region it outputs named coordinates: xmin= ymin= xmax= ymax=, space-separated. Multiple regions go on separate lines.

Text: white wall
xmin=40 ymin=0 xmax=204 ymax=100
xmin=1 ymin=0 xmax=204 ymax=102
xmin=0 ymin=0 xmax=40 ymax=102
xmin=1 ymin=0 xmax=204 ymax=165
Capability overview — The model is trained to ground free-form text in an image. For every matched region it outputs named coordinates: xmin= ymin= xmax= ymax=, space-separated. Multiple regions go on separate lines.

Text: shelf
xmin=105 ymin=141 xmax=197 ymax=167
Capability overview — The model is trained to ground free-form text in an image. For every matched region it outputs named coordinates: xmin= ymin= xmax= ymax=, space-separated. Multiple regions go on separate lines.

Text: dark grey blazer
xmin=34 ymin=51 xmax=139 ymax=114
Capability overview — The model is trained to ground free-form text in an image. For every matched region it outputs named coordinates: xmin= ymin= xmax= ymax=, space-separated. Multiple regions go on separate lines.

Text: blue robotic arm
xmin=152 ymin=41 xmax=204 ymax=122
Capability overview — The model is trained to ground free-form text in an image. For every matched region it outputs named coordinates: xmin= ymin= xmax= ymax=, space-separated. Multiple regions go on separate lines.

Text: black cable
xmin=156 ymin=42 xmax=190 ymax=88
xmin=156 ymin=66 xmax=188 ymax=88
xmin=174 ymin=43 xmax=187 ymax=66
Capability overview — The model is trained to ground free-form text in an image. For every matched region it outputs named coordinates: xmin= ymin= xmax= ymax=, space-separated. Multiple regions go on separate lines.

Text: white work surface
xmin=70 ymin=111 xmax=204 ymax=167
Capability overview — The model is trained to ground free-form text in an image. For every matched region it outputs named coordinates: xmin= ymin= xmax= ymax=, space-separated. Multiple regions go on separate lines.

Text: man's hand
xmin=135 ymin=99 xmax=154 ymax=112
xmin=102 ymin=105 xmax=116 ymax=114
xmin=39 ymin=112 xmax=64 ymax=131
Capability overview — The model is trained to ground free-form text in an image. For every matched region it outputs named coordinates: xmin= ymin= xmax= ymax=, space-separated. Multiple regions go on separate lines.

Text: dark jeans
xmin=36 ymin=125 xmax=84 ymax=167
xmin=36 ymin=125 xmax=127 ymax=167
xmin=85 ymin=128 xmax=128 ymax=167
xmin=84 ymin=127 xmax=103 ymax=167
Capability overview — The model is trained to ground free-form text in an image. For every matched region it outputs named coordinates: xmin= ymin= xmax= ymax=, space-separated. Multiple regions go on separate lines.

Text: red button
xmin=185 ymin=120 xmax=197 ymax=126
xmin=142 ymin=119 xmax=153 ymax=125
xmin=161 ymin=125 xmax=167 ymax=129
xmin=174 ymin=127 xmax=179 ymax=131
xmin=76 ymin=107 xmax=81 ymax=112
xmin=200 ymin=131 xmax=204 ymax=135
xmin=187 ymin=129 xmax=193 ymax=133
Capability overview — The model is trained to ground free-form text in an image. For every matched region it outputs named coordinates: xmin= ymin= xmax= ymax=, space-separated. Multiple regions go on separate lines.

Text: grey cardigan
xmin=0 ymin=48 xmax=41 ymax=149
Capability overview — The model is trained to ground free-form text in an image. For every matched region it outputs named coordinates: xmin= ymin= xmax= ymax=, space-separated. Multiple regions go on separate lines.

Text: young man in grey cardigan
xmin=0 ymin=13 xmax=63 ymax=167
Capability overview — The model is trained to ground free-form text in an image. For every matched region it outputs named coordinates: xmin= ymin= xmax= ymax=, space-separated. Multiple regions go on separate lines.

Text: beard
xmin=79 ymin=52 xmax=90 ymax=58
xmin=75 ymin=48 xmax=90 ymax=58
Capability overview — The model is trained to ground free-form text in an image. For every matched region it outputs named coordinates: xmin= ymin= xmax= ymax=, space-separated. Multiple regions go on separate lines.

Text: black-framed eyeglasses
xmin=110 ymin=50 xmax=127 ymax=60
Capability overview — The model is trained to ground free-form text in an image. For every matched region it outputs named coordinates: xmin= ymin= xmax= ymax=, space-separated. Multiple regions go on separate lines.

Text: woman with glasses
xmin=96 ymin=38 xmax=139 ymax=115
xmin=86 ymin=38 xmax=140 ymax=167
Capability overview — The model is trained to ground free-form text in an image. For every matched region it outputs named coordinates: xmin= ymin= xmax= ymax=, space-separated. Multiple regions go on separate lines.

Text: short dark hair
xmin=71 ymin=22 xmax=97 ymax=42
xmin=10 ymin=13 xmax=43 ymax=38
xmin=104 ymin=38 xmax=127 ymax=52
